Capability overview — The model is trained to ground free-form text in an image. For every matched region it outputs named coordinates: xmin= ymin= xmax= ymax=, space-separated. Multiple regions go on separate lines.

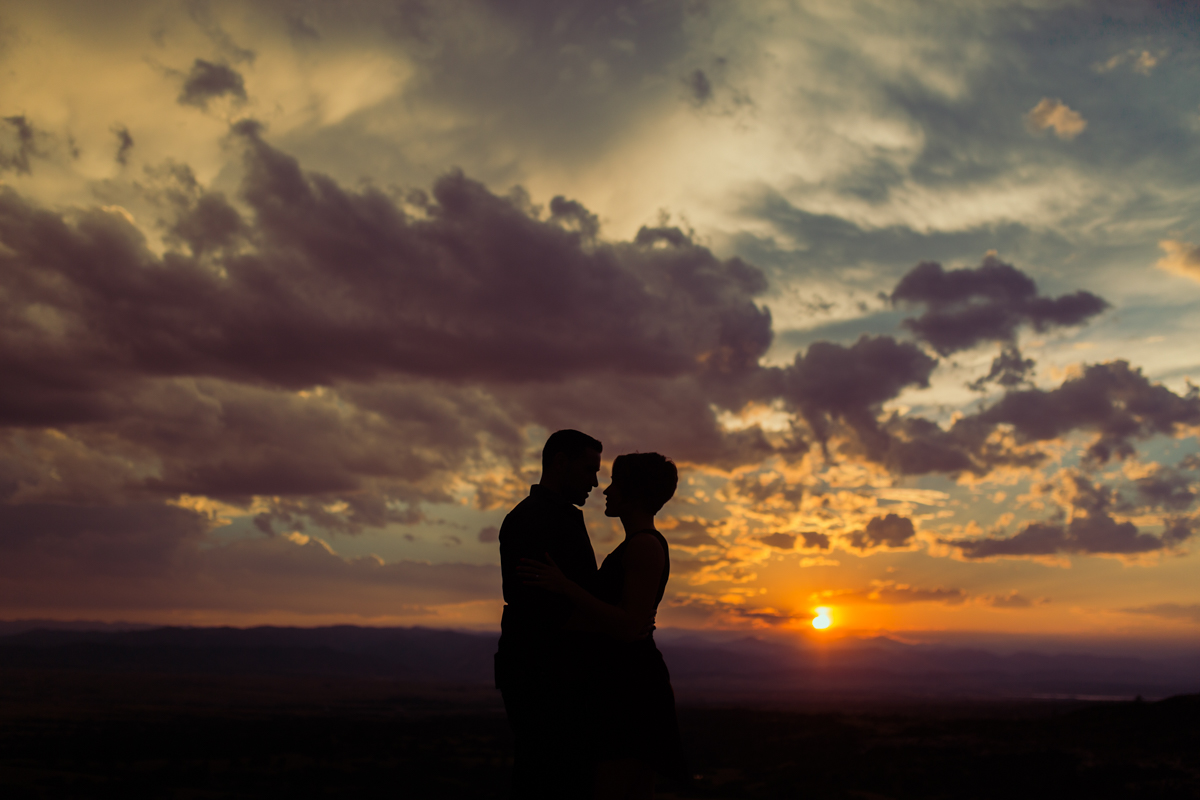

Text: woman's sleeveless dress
xmin=592 ymin=529 xmax=684 ymax=776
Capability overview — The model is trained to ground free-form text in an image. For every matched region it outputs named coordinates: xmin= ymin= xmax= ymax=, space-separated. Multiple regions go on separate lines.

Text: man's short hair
xmin=542 ymin=429 xmax=603 ymax=469
xmin=611 ymin=452 xmax=677 ymax=515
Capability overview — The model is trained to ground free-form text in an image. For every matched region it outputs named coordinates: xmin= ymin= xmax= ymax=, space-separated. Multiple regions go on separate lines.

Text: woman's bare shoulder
xmin=623 ymin=531 xmax=666 ymax=564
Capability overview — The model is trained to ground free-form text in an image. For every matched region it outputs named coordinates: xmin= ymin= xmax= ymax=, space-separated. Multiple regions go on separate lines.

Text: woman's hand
xmin=517 ymin=553 xmax=574 ymax=595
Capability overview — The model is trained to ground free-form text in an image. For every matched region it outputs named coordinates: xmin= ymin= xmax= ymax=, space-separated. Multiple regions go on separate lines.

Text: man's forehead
xmin=581 ymin=448 xmax=602 ymax=468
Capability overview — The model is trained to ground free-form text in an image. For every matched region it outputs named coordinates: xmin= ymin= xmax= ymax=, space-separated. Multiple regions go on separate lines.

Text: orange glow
xmin=812 ymin=606 xmax=832 ymax=629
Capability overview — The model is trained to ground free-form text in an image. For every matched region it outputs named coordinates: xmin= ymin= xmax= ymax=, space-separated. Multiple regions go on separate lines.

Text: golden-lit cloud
xmin=1025 ymin=98 xmax=1088 ymax=140
xmin=1156 ymin=240 xmax=1200 ymax=283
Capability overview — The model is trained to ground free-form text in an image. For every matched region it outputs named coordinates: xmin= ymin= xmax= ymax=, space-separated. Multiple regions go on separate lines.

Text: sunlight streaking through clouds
xmin=0 ymin=0 xmax=1197 ymax=643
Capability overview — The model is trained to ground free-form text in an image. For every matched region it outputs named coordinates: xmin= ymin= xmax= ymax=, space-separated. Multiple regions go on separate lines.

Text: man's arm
xmin=500 ymin=508 xmax=573 ymax=630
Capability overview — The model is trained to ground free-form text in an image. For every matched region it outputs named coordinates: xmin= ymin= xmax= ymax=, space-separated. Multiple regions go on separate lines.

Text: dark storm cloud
xmin=178 ymin=59 xmax=247 ymax=108
xmin=0 ymin=124 xmax=792 ymax=541
xmin=112 ymin=125 xmax=134 ymax=166
xmin=891 ymin=257 xmax=1109 ymax=356
xmin=845 ymin=513 xmax=916 ymax=550
xmin=0 ymin=123 xmax=771 ymax=419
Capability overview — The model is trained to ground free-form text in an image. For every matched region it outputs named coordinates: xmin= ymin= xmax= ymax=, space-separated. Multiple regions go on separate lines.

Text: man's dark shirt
xmin=495 ymin=484 xmax=597 ymax=686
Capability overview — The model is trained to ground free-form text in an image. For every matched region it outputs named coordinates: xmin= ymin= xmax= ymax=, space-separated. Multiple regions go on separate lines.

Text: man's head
xmin=539 ymin=429 xmax=603 ymax=506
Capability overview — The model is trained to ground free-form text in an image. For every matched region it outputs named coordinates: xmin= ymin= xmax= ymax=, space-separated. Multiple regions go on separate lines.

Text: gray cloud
xmin=845 ymin=513 xmax=916 ymax=550
xmin=1134 ymin=468 xmax=1196 ymax=511
xmin=778 ymin=335 xmax=937 ymax=459
xmin=947 ymin=514 xmax=1191 ymax=560
xmin=759 ymin=532 xmax=794 ymax=549
xmin=972 ymin=361 xmax=1200 ymax=465
xmin=0 ymin=123 xmax=773 ymax=414
xmin=178 ymin=59 xmax=247 ymax=108
xmin=892 ymin=257 xmax=1108 ymax=356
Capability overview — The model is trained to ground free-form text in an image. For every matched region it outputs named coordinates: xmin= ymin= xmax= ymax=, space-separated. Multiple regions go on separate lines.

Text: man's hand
xmin=635 ymin=611 xmax=657 ymax=640
xmin=516 ymin=553 xmax=575 ymax=595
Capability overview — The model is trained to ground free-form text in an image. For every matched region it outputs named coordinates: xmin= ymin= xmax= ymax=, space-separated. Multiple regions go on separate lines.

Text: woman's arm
xmin=518 ymin=533 xmax=664 ymax=642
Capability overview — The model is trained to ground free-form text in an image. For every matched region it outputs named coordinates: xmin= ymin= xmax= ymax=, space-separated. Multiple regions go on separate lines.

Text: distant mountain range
xmin=2 ymin=623 xmax=1197 ymax=701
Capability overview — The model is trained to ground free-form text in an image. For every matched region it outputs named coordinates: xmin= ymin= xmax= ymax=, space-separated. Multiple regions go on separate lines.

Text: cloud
xmin=825 ymin=580 xmax=967 ymax=605
xmin=178 ymin=59 xmax=247 ymax=108
xmin=759 ymin=532 xmax=795 ymax=549
xmin=845 ymin=514 xmax=916 ymax=550
xmin=968 ymin=345 xmax=1037 ymax=391
xmin=946 ymin=511 xmax=1191 ymax=561
xmin=1122 ymin=603 xmax=1200 ymax=624
xmin=946 ymin=469 xmax=1195 ymax=560
xmin=778 ymin=335 xmax=936 ymax=458
xmin=685 ymin=68 xmax=712 ymax=105
xmin=972 ymin=361 xmax=1200 ymax=465
xmin=112 ymin=125 xmax=134 ymax=166
xmin=0 ymin=116 xmax=44 ymax=174
xmin=1025 ymin=98 xmax=1087 ymax=140
xmin=477 ymin=525 xmax=498 ymax=543
xmin=0 ymin=123 xmax=773 ymax=408
xmin=0 ymin=123 xmax=808 ymax=555
xmin=1134 ymin=468 xmax=1196 ymax=511
xmin=1095 ymin=49 xmax=1163 ymax=76
xmin=981 ymin=591 xmax=1041 ymax=609
xmin=800 ymin=530 xmax=831 ymax=550
xmin=1156 ymin=240 xmax=1200 ymax=283
xmin=891 ymin=256 xmax=1108 ymax=356
xmin=664 ymin=518 xmax=721 ymax=548
xmin=0 ymin=502 xmax=499 ymax=616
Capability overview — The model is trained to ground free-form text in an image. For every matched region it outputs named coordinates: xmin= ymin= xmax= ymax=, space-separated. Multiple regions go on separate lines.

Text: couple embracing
xmin=494 ymin=429 xmax=684 ymax=799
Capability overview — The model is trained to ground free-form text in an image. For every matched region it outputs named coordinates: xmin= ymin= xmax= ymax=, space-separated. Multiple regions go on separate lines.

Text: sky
xmin=1 ymin=0 xmax=1199 ymax=645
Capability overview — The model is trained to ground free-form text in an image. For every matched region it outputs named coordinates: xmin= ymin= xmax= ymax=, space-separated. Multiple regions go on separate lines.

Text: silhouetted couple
xmin=495 ymin=430 xmax=683 ymax=799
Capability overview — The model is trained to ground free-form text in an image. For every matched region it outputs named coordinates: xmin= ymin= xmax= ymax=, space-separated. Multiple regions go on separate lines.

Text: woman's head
xmin=605 ymin=452 xmax=678 ymax=517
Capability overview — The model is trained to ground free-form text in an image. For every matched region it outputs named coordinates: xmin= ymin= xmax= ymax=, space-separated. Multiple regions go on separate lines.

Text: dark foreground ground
xmin=1 ymin=671 xmax=1198 ymax=799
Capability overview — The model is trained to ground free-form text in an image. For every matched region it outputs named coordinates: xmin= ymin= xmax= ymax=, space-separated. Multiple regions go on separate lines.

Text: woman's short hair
xmin=611 ymin=452 xmax=677 ymax=515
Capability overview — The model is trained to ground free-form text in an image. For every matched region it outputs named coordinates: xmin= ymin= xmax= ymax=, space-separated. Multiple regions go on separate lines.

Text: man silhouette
xmin=495 ymin=429 xmax=603 ymax=799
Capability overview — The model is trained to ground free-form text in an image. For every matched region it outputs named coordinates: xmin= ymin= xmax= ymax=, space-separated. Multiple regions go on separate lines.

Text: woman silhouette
xmin=519 ymin=452 xmax=683 ymax=799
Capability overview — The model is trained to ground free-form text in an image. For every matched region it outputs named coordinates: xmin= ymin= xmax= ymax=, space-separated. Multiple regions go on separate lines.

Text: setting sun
xmin=812 ymin=607 xmax=832 ymax=630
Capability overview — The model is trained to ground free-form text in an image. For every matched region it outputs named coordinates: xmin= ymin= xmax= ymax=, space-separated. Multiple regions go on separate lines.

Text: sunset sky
xmin=2 ymin=0 xmax=1199 ymax=645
